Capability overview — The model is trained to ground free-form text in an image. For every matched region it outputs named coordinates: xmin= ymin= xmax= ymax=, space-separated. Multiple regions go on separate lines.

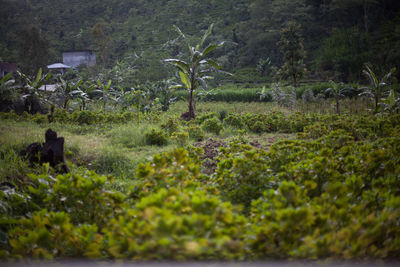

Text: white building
xmin=62 ymin=50 xmax=96 ymax=69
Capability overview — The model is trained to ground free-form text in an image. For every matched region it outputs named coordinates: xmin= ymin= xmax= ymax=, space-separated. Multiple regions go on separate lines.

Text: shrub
xmin=202 ymin=117 xmax=223 ymax=135
xmin=145 ymin=128 xmax=168 ymax=146
xmin=103 ymin=187 xmax=247 ymax=260
xmin=223 ymin=113 xmax=245 ymax=129
xmin=161 ymin=117 xmax=180 ymax=135
xmin=133 ymin=148 xmax=205 ymax=197
xmin=196 ymin=112 xmax=217 ymax=125
xmin=213 ymin=143 xmax=274 ymax=212
xmin=7 ymin=210 xmax=102 ymax=259
xmin=187 ymin=124 xmax=205 ymax=141
xmin=171 ymin=131 xmax=189 ymax=147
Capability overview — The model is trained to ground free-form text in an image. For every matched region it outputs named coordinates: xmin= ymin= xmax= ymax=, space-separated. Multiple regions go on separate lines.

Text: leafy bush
xmin=195 ymin=112 xmax=217 ymax=125
xmin=161 ymin=117 xmax=180 ymax=135
xmin=171 ymin=131 xmax=189 ymax=147
xmin=103 ymin=187 xmax=247 ymax=260
xmin=145 ymin=128 xmax=168 ymax=146
xmin=202 ymin=117 xmax=223 ymax=135
xmin=133 ymin=148 xmax=205 ymax=197
xmin=213 ymin=142 xmax=274 ymax=212
xmin=187 ymin=124 xmax=205 ymax=141
xmin=7 ymin=210 xmax=102 ymax=259
xmin=223 ymin=113 xmax=245 ymax=129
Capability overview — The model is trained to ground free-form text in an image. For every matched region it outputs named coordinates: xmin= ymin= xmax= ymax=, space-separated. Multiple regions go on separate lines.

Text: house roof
xmin=38 ymin=84 xmax=58 ymax=92
xmin=47 ymin=63 xmax=71 ymax=69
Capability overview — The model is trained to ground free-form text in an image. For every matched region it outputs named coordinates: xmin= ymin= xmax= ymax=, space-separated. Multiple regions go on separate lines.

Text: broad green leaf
xmin=197 ymin=23 xmax=214 ymax=50
xmin=35 ymin=68 xmax=43 ymax=85
xmin=164 ymin=59 xmax=190 ymax=73
xmin=202 ymin=42 xmax=225 ymax=57
xmin=203 ymin=59 xmax=222 ymax=70
xmin=179 ymin=71 xmax=190 ymax=89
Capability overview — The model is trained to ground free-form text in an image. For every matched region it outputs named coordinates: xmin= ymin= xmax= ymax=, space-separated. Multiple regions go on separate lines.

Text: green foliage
xmin=145 ymin=128 xmax=168 ymax=146
xmin=0 ymin=109 xmax=139 ymax=125
xmin=164 ymin=24 xmax=229 ymax=119
xmin=55 ymin=78 xmax=84 ymax=110
xmin=171 ymin=131 xmax=189 ymax=147
xmin=186 ymin=123 xmax=205 ymax=141
xmin=360 ymin=64 xmax=396 ymax=112
xmin=316 ymin=27 xmax=371 ymax=81
xmin=93 ymin=147 xmax=136 ymax=179
xmin=103 ymin=187 xmax=247 ymax=260
xmin=161 ymin=117 xmax=180 ymax=135
xmin=223 ymin=113 xmax=246 ymax=129
xmin=0 ymin=72 xmax=16 ymax=102
xmin=201 ymin=117 xmax=223 ymax=135
xmin=269 ymin=84 xmax=297 ymax=109
xmin=133 ymin=148 xmax=205 ymax=197
xmin=7 ymin=210 xmax=102 ymax=259
xmin=195 ymin=112 xmax=217 ymax=125
xmin=213 ymin=142 xmax=273 ymax=212
xmin=276 ymin=21 xmax=306 ymax=87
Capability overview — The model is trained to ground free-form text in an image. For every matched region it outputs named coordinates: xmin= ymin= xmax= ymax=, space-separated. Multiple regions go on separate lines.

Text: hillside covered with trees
xmin=1 ymin=0 xmax=400 ymax=83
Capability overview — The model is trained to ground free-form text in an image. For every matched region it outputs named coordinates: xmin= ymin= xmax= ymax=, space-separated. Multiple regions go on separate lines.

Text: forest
xmin=1 ymin=0 xmax=400 ymax=262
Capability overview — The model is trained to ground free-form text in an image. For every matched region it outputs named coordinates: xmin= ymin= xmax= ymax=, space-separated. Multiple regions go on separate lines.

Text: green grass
xmin=0 ymin=96 xmax=375 ymax=189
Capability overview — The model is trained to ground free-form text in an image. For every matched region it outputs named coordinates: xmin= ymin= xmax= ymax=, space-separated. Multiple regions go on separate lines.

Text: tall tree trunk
xmin=188 ymin=89 xmax=195 ymax=119
xmin=336 ymin=96 xmax=340 ymax=115
xmin=188 ymin=71 xmax=196 ymax=119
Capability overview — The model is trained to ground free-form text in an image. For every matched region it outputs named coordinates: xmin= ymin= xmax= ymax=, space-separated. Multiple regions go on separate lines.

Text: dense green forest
xmin=1 ymin=0 xmax=400 ymax=82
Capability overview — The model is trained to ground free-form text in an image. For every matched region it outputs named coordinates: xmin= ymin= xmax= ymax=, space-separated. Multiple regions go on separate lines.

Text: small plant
xmin=202 ymin=117 xmax=223 ymax=135
xmin=360 ymin=64 xmax=396 ymax=113
xmin=145 ymin=128 xmax=168 ymax=146
xmin=218 ymin=110 xmax=228 ymax=121
xmin=55 ymin=78 xmax=84 ymax=110
xmin=380 ymin=88 xmax=400 ymax=114
xmin=171 ymin=131 xmax=189 ymax=147
xmin=0 ymin=72 xmax=16 ymax=103
xmin=325 ymin=81 xmax=353 ymax=115
xmin=187 ymin=124 xmax=205 ymax=141
xmin=269 ymin=84 xmax=297 ymax=109
xmin=224 ymin=113 xmax=246 ymax=129
xmin=18 ymin=68 xmax=51 ymax=113
xmin=161 ymin=117 xmax=180 ymax=135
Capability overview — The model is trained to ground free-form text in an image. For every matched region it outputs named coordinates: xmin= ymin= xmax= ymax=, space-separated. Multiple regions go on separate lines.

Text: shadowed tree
xmin=277 ymin=21 xmax=306 ymax=88
xmin=18 ymin=27 xmax=49 ymax=75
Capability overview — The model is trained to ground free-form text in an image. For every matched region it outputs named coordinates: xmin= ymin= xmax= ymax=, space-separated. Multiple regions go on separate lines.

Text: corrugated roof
xmin=47 ymin=63 xmax=71 ymax=69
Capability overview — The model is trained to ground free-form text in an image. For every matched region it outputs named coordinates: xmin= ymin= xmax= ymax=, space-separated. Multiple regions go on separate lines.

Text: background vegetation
xmin=1 ymin=0 xmax=400 ymax=83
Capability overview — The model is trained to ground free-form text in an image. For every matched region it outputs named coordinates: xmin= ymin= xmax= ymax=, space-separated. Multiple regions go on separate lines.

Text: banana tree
xmin=380 ymin=89 xmax=400 ymax=114
xmin=18 ymin=68 xmax=51 ymax=113
xmin=164 ymin=24 xmax=229 ymax=119
xmin=360 ymin=64 xmax=396 ymax=113
xmin=94 ymin=80 xmax=117 ymax=112
xmin=0 ymin=72 xmax=16 ymax=102
xmin=325 ymin=81 xmax=353 ymax=115
xmin=56 ymin=78 xmax=84 ymax=110
xmin=76 ymin=82 xmax=95 ymax=111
